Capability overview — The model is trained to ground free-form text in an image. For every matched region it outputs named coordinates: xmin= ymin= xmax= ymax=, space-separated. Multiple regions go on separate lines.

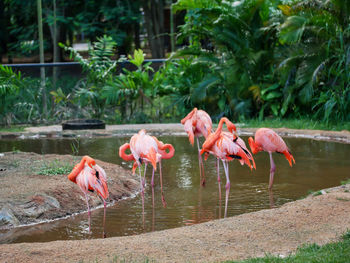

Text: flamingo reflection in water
xmin=67 ymin=155 xmax=109 ymax=237
xmin=200 ymin=117 xmax=256 ymax=217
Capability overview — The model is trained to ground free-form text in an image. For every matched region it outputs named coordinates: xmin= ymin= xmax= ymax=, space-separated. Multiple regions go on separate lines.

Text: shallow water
xmin=0 ymin=135 xmax=349 ymax=244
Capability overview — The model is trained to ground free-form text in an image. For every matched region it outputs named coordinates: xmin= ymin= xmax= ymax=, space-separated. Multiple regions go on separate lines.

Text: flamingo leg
xmin=216 ymin=158 xmax=221 ymax=200
xmin=102 ymin=200 xmax=107 ymax=238
xmin=151 ymin=167 xmax=155 ymax=187
xmin=197 ymin=137 xmax=205 ymax=186
xmin=268 ymin=152 xmax=276 ymax=189
xmin=159 ymin=160 xmax=167 ymax=208
xmin=222 ymin=160 xmax=230 ymax=218
xmin=152 ymin=186 xmax=155 ymax=231
xmin=138 ymin=166 xmax=143 ymax=193
xmin=143 ymin=163 xmax=148 ymax=189
xmin=217 ymin=158 xmax=221 ymax=183
xmin=84 ymin=194 xmax=91 ymax=233
xmin=139 ymin=165 xmax=145 ymax=218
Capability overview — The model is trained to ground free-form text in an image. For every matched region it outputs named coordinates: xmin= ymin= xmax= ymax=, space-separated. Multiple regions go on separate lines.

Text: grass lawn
xmin=227 ymin=231 xmax=350 ymax=263
xmin=0 ymin=126 xmax=26 ymax=132
xmin=238 ymin=118 xmax=350 ymax=131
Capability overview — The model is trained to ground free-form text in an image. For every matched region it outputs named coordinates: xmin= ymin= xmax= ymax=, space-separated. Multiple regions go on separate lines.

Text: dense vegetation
xmin=0 ymin=0 xmax=349 ymax=128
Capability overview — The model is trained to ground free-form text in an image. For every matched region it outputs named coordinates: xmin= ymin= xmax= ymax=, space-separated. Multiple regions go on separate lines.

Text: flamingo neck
xmin=119 ymin=143 xmax=135 ymax=161
xmin=68 ymin=156 xmax=92 ymax=183
xmin=181 ymin=108 xmax=197 ymax=124
xmin=248 ymin=137 xmax=260 ymax=154
xmin=160 ymin=144 xmax=175 ymax=159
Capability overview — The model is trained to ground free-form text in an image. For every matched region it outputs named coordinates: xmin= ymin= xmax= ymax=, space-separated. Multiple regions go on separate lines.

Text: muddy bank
xmin=0 ymin=152 xmax=139 ymax=228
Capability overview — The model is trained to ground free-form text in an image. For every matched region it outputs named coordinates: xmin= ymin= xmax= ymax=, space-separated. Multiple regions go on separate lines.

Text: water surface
xmin=0 ymin=135 xmax=349 ymax=244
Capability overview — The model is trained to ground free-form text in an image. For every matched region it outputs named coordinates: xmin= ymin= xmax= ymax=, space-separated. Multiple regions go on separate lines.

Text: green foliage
xmin=172 ymin=0 xmax=283 ymax=120
xmin=0 ymin=66 xmax=21 ymax=125
xmin=3 ymin=1 xmax=141 ymax=58
xmin=37 ymin=160 xmax=74 ymax=176
xmin=0 ymin=126 xmax=26 ymax=132
xmin=2 ymin=0 xmax=350 ymax=126
xmin=70 ymin=137 xmax=81 ymax=156
xmin=341 ymin=179 xmax=350 ymax=185
xmin=240 ymin=118 xmax=350 ymax=131
xmin=170 ymin=0 xmax=350 ymax=124
xmin=101 ymin=49 xmax=156 ymax=122
xmin=277 ymin=0 xmax=350 ymax=123
xmin=60 ymin=35 xmax=122 ymax=119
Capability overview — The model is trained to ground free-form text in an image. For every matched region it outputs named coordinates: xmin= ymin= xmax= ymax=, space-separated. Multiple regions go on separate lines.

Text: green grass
xmin=341 ymin=179 xmax=350 ymax=185
xmin=37 ymin=160 xmax=74 ymax=176
xmin=237 ymin=118 xmax=350 ymax=131
xmin=0 ymin=126 xmax=26 ymax=132
xmin=226 ymin=231 xmax=350 ymax=263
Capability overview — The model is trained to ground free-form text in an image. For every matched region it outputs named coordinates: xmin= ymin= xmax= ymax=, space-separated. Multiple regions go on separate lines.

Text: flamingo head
xmin=226 ymin=121 xmax=237 ymax=134
xmin=248 ymin=137 xmax=260 ymax=154
xmin=83 ymin=155 xmax=96 ymax=168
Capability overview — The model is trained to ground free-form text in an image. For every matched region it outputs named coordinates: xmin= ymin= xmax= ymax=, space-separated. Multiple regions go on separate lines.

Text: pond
xmin=0 ymin=135 xmax=349 ymax=244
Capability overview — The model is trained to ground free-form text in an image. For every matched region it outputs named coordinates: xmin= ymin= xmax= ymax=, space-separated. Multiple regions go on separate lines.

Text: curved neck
xmin=212 ymin=117 xmax=235 ymax=140
xmin=248 ymin=137 xmax=260 ymax=154
xmin=181 ymin=108 xmax=197 ymax=124
xmin=68 ymin=158 xmax=86 ymax=183
xmin=160 ymin=144 xmax=175 ymax=159
xmin=201 ymin=117 xmax=236 ymax=153
xmin=119 ymin=143 xmax=135 ymax=161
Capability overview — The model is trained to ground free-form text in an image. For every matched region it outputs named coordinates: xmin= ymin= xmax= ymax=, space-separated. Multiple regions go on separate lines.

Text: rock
xmin=0 ymin=207 xmax=20 ymax=227
xmin=19 ymin=194 xmax=60 ymax=219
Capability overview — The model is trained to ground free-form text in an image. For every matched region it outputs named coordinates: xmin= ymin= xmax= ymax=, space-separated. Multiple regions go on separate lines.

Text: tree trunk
xmin=37 ymin=0 xmax=47 ymax=119
xmin=134 ymin=22 xmax=140 ymax=50
xmin=52 ymin=0 xmax=59 ymax=92
xmin=170 ymin=1 xmax=175 ymax=53
xmin=0 ymin=1 xmax=7 ymax=63
xmin=142 ymin=0 xmax=165 ymax=58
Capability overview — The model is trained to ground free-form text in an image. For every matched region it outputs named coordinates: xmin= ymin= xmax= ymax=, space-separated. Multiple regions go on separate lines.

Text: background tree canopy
xmin=0 ymin=0 xmax=349 ymax=127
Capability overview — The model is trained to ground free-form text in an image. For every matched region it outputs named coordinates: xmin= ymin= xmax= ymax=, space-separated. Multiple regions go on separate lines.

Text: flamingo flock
xmin=67 ymin=108 xmax=295 ymax=234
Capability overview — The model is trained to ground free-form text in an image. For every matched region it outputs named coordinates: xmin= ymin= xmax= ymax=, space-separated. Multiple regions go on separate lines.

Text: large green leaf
xmin=191 ymin=75 xmax=219 ymax=102
xmin=279 ymin=16 xmax=307 ymax=44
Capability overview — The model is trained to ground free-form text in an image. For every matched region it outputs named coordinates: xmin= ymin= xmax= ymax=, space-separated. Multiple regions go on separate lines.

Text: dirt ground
xmin=0 ymin=152 xmax=139 ymax=228
xmin=0 ymin=125 xmax=349 ymax=263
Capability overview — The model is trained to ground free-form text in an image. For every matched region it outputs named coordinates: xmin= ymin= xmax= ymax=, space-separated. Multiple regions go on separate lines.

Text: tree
xmin=142 ymin=0 xmax=166 ymax=58
xmin=277 ymin=0 xmax=350 ymax=122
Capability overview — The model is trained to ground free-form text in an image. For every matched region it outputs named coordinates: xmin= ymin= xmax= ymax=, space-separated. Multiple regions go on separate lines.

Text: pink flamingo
xmin=248 ymin=128 xmax=295 ymax=189
xmin=200 ymin=117 xmax=255 ymax=217
xmin=119 ymin=129 xmax=174 ymax=207
xmin=68 ymin=155 xmax=109 ymax=235
xmin=181 ymin=108 xmax=212 ymax=185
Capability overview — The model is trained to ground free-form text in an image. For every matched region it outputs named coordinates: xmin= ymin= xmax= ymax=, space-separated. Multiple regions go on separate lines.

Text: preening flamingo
xmin=248 ymin=128 xmax=295 ymax=189
xmin=68 ymin=155 xmax=109 ymax=235
xmin=181 ymin=108 xmax=212 ymax=185
xmin=119 ymin=129 xmax=174 ymax=207
xmin=200 ymin=117 xmax=255 ymax=217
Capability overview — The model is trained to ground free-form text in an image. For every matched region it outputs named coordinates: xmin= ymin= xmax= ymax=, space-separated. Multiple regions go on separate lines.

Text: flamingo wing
xmin=75 ymin=165 xmax=94 ymax=194
xmin=256 ymin=128 xmax=288 ymax=153
xmin=195 ymin=110 xmax=212 ymax=138
xmin=183 ymin=119 xmax=195 ymax=146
